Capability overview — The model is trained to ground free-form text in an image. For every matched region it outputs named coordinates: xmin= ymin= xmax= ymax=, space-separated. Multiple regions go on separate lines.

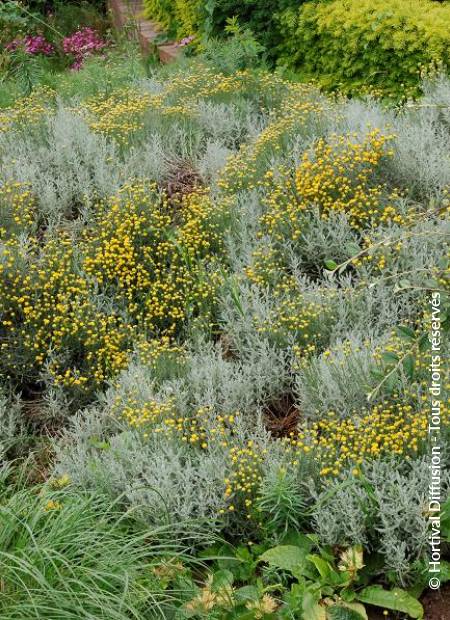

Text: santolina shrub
xmin=276 ymin=0 xmax=450 ymax=99
xmin=1 ymin=54 xmax=449 ymax=592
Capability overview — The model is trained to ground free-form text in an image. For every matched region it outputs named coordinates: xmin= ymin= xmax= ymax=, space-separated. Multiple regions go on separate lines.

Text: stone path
xmin=107 ymin=0 xmax=181 ymax=63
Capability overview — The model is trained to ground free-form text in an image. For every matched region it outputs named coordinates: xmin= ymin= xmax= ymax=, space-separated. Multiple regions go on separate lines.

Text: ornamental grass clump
xmin=0 ymin=465 xmax=196 ymax=620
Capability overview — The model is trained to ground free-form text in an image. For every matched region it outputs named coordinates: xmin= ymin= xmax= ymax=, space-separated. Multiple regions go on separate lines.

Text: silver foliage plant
xmin=10 ymin=70 xmax=443 ymax=575
xmin=311 ymin=457 xmax=450 ymax=585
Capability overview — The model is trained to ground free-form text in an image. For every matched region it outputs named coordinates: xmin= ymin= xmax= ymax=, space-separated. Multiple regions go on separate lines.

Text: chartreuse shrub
xmin=143 ymin=0 xmax=202 ymax=39
xmin=277 ymin=0 xmax=450 ymax=99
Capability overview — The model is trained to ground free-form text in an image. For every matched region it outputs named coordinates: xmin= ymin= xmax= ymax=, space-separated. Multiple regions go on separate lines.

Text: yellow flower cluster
xmin=0 ymin=86 xmax=54 ymax=134
xmin=223 ymin=441 xmax=265 ymax=515
xmin=307 ymin=402 xmax=448 ymax=476
xmin=0 ymin=180 xmax=226 ymax=394
xmin=81 ymin=89 xmax=153 ymax=144
xmin=0 ymin=233 xmax=131 ymax=389
xmin=83 ymin=182 xmax=223 ymax=336
xmin=80 ymin=67 xmax=294 ymax=147
xmin=218 ymin=84 xmax=324 ymax=195
xmin=259 ymin=131 xmax=401 ymax=244
xmin=253 ymin=290 xmax=325 ymax=349
xmin=136 ymin=336 xmax=186 ymax=372
xmin=0 ymin=182 xmax=35 ymax=239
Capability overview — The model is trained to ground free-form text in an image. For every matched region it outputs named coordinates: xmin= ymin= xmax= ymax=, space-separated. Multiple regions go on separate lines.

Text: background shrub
xmin=143 ymin=0 xmax=202 ymax=39
xmin=277 ymin=0 xmax=450 ymax=99
xmin=198 ymin=0 xmax=301 ymax=60
xmin=143 ymin=0 xmax=301 ymax=58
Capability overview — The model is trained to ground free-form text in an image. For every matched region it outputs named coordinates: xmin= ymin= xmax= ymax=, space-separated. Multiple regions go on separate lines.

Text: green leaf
xmin=441 ymin=496 xmax=450 ymax=541
xmin=402 ymin=353 xmax=415 ymax=379
xmin=344 ymin=242 xmax=360 ymax=257
xmin=302 ymin=591 xmax=326 ymax=620
xmin=357 ymin=586 xmax=424 ymax=618
xmin=307 ymin=554 xmax=336 ymax=582
xmin=234 ymin=585 xmax=259 ymax=603
xmin=324 ymin=259 xmax=338 ymax=271
xmin=381 ymin=351 xmax=399 ymax=365
xmin=259 ymin=545 xmax=309 ymax=573
xmin=395 ymin=325 xmax=415 ymax=341
xmin=342 ymin=602 xmax=368 ymax=619
xmin=328 ymin=603 xmax=368 ymax=620
xmin=384 ymin=369 xmax=399 ymax=393
xmin=280 ymin=531 xmax=316 ymax=552
xmin=418 ymin=333 xmax=429 ymax=353
xmin=211 ymin=569 xmax=234 ymax=591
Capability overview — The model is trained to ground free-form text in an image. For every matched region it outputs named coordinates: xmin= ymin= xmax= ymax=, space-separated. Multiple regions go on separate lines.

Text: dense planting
xmin=1 ymin=1 xmax=450 ymax=617
xmin=1 ymin=42 xmax=449 ymax=615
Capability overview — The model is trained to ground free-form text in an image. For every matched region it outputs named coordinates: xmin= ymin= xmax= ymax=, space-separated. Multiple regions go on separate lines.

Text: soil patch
xmin=421 ymin=583 xmax=450 ymax=620
xmin=263 ymin=393 xmax=300 ymax=438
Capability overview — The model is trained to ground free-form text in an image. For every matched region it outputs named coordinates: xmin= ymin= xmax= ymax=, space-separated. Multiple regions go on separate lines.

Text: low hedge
xmin=276 ymin=0 xmax=450 ymax=99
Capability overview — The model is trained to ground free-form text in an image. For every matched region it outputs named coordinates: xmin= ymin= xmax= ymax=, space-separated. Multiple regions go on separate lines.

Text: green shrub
xmin=143 ymin=0 xmax=202 ymax=39
xmin=277 ymin=0 xmax=450 ymax=99
xmin=198 ymin=0 xmax=302 ymax=60
xmin=143 ymin=0 xmax=301 ymax=56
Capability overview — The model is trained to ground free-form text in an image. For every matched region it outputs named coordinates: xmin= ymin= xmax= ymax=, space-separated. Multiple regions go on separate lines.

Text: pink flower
xmin=62 ymin=27 xmax=106 ymax=70
xmin=176 ymin=35 xmax=195 ymax=48
xmin=6 ymin=35 xmax=54 ymax=56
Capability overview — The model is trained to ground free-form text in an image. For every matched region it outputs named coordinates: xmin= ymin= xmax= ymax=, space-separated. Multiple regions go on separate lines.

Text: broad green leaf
xmin=357 ymin=586 xmax=423 ymax=618
xmin=402 ymin=353 xmax=415 ymax=379
xmin=384 ymin=369 xmax=399 ymax=392
xmin=308 ymin=554 xmax=331 ymax=579
xmin=441 ymin=496 xmax=450 ymax=541
xmin=327 ymin=603 xmax=368 ymax=620
xmin=211 ymin=569 xmax=234 ymax=591
xmin=234 ymin=585 xmax=259 ymax=602
xmin=280 ymin=531 xmax=315 ymax=552
xmin=418 ymin=333 xmax=429 ymax=353
xmin=341 ymin=602 xmax=368 ymax=619
xmin=259 ymin=545 xmax=309 ymax=573
xmin=302 ymin=592 xmax=326 ymax=620
xmin=395 ymin=325 xmax=415 ymax=341
xmin=381 ymin=351 xmax=399 ymax=365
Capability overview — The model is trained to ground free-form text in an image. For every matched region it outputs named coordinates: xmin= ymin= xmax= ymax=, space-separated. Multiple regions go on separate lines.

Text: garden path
xmin=107 ymin=0 xmax=181 ymax=63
